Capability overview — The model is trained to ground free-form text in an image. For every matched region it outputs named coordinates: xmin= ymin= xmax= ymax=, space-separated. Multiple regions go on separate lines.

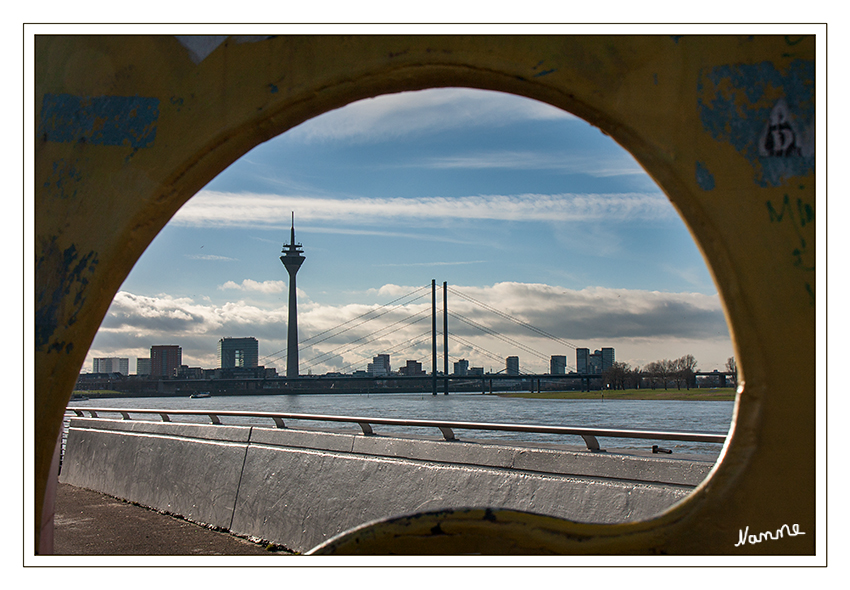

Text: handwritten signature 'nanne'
xmin=735 ymin=523 xmax=806 ymax=547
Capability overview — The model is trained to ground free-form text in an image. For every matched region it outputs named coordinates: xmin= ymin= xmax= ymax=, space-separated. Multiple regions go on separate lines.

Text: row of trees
xmin=601 ymin=355 xmax=738 ymax=390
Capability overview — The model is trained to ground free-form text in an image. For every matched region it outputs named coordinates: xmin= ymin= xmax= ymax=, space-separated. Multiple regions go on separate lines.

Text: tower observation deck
xmin=280 ymin=213 xmax=305 ymax=377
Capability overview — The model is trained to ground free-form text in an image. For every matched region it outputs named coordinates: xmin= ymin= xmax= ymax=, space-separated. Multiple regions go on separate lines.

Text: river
xmin=66 ymin=392 xmax=734 ymax=456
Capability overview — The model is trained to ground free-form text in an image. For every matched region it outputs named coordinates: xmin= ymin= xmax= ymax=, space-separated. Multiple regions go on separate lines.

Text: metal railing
xmin=65 ymin=407 xmax=727 ymax=452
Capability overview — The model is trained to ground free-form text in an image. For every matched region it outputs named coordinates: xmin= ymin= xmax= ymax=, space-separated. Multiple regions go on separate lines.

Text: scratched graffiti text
xmin=766 ymin=193 xmax=815 ymax=305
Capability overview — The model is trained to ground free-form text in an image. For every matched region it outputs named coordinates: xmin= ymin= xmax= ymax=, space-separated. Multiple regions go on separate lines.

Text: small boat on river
xmin=189 ymin=392 xmax=211 ymax=399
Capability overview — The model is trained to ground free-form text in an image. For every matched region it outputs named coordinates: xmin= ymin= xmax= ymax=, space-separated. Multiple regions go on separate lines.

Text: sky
xmin=86 ymin=87 xmax=734 ymax=375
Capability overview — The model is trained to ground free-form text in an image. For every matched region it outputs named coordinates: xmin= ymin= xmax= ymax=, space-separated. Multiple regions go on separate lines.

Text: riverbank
xmin=494 ymin=388 xmax=736 ymax=401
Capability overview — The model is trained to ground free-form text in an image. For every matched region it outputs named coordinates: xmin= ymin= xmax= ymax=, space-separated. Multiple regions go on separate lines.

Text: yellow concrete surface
xmin=34 ymin=34 xmax=816 ymax=554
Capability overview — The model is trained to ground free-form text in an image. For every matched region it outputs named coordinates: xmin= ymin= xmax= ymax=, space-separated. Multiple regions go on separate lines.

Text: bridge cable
xmin=301 ymin=308 xmax=432 ymax=371
xmin=447 ymin=310 xmax=551 ymax=362
xmin=447 ymin=286 xmax=579 ymax=350
xmin=258 ymin=284 xmax=432 ymax=365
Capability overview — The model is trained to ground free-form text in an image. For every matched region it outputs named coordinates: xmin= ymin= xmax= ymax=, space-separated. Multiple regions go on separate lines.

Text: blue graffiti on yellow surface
xmin=697 ymin=59 xmax=814 ymax=187
xmin=766 ymin=193 xmax=815 ymax=306
xmin=533 ymin=68 xmax=557 ymax=77
xmin=43 ymin=159 xmax=83 ymax=200
xmin=35 ymin=237 xmax=99 ymax=353
xmin=695 ymin=161 xmax=716 ymax=191
xmin=531 ymin=59 xmax=557 ymax=77
xmin=38 ymin=94 xmax=160 ymax=149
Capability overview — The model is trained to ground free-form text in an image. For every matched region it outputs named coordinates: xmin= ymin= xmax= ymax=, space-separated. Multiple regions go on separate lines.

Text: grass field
xmin=494 ymin=388 xmax=736 ymax=401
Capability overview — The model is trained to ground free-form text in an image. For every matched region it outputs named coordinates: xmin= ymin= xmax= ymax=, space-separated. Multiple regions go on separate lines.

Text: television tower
xmin=280 ymin=213 xmax=305 ymax=377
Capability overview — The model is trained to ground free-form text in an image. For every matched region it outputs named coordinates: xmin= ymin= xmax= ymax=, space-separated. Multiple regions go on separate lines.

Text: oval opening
xmin=73 ymin=88 xmax=737 ymax=527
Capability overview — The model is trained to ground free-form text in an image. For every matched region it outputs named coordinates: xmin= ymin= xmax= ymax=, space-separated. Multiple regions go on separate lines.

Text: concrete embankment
xmin=60 ymin=417 xmax=717 ymax=554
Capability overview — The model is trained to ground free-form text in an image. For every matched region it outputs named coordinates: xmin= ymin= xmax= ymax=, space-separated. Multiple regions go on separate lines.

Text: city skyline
xmin=87 ymin=88 xmax=734 ymax=375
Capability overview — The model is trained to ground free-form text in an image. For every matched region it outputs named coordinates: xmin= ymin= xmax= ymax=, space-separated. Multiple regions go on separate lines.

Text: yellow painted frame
xmin=34 ymin=34 xmax=816 ymax=554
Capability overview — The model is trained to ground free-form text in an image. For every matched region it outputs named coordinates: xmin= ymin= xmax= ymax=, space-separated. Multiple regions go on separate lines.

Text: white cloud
xmin=88 ymin=282 xmax=732 ymax=376
xmin=218 ymin=279 xmax=286 ymax=293
xmin=286 ymin=88 xmax=575 ymax=144
xmin=172 ymin=191 xmax=675 ymax=229
xmin=413 ymin=150 xmax=646 ymax=177
xmin=185 ymin=254 xmax=239 ymax=261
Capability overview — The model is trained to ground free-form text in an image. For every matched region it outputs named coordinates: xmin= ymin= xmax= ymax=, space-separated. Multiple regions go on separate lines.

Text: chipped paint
xmin=38 ymin=94 xmax=160 ymax=149
xmin=695 ymin=161 xmax=715 ymax=191
xmin=35 ymin=237 xmax=99 ymax=353
xmin=697 ymin=59 xmax=814 ymax=187
xmin=43 ymin=159 xmax=83 ymax=200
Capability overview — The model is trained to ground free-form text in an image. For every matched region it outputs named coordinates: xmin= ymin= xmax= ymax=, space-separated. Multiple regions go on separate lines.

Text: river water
xmin=66 ymin=392 xmax=734 ymax=456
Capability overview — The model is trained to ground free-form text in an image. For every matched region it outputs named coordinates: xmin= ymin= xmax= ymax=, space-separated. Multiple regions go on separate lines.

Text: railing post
xmin=62 ymin=407 xmax=725 ymax=449
xmin=581 ymin=434 xmax=603 ymax=452
xmin=438 ymin=426 xmax=456 ymax=441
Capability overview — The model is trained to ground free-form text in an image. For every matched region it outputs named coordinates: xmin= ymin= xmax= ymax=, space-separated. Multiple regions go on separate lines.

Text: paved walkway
xmin=52 ymin=483 xmax=293 ymax=556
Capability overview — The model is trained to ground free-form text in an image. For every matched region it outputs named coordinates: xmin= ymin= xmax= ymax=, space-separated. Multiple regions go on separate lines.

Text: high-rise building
xmin=506 ymin=356 xmax=520 ymax=376
xmin=367 ymin=354 xmax=391 ymax=376
xmin=399 ymin=359 xmax=425 ymax=376
xmin=550 ymin=355 xmax=567 ymax=375
xmin=601 ymin=347 xmax=615 ymax=371
xmin=280 ymin=213 xmax=305 ymax=378
xmin=219 ymin=337 xmax=259 ymax=368
xmin=588 ymin=350 xmax=602 ymax=374
xmin=576 ymin=347 xmax=614 ymax=374
xmin=136 ymin=358 xmax=151 ymax=376
xmin=92 ymin=357 xmax=129 ymax=375
xmin=453 ymin=359 xmax=469 ymax=376
xmin=576 ymin=348 xmax=589 ymax=374
xmin=150 ymin=345 xmax=182 ymax=377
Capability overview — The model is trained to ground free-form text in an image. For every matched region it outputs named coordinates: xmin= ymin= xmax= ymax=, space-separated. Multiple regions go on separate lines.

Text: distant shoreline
xmin=493 ymin=388 xmax=736 ymax=401
xmin=71 ymin=387 xmax=737 ymax=401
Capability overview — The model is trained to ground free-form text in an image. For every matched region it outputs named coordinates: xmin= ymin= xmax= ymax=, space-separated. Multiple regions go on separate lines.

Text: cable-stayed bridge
xmin=77 ymin=279 xmax=735 ymax=397
xmin=252 ymin=280 xmax=586 ymax=393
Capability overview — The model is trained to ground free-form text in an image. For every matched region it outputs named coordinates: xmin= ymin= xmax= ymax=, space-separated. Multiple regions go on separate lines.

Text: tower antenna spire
xmin=281 ymin=212 xmax=305 ymax=378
